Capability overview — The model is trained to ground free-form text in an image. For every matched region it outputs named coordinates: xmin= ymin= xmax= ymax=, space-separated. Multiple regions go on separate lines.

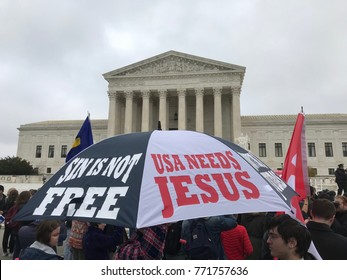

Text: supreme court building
xmin=16 ymin=51 xmax=347 ymax=178
xmin=104 ymin=50 xmax=244 ymax=142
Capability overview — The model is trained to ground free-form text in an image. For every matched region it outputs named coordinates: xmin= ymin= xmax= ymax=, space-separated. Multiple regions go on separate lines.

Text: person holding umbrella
xmin=83 ymin=222 xmax=125 ymax=260
xmin=13 ymin=130 xmax=298 ymax=238
xmin=115 ymin=224 xmax=168 ymax=260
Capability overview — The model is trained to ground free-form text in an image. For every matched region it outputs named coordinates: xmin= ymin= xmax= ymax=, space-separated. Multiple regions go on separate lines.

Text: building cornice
xmin=18 ymin=113 xmax=346 ymax=131
xmin=18 ymin=119 xmax=108 ymax=131
xmin=241 ymin=114 xmax=347 ymax=126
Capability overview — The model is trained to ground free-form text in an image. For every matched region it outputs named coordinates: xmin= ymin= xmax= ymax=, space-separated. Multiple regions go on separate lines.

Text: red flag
xmin=282 ymin=111 xmax=310 ymax=222
xmin=282 ymin=111 xmax=322 ymax=259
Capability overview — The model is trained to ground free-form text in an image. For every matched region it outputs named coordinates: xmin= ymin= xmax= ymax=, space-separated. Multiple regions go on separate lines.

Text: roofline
xmin=102 ymin=50 xmax=246 ymax=78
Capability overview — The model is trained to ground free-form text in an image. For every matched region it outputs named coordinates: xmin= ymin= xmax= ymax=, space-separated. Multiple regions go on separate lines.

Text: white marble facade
xmin=16 ymin=51 xmax=347 ymax=177
xmin=103 ymin=51 xmax=244 ymax=142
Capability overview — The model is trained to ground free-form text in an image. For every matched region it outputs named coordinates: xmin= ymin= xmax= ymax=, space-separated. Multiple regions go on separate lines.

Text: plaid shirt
xmin=115 ymin=224 xmax=168 ymax=260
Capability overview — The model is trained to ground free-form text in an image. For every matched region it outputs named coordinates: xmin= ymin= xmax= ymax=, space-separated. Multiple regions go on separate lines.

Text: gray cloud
xmin=1 ymin=0 xmax=346 ymax=158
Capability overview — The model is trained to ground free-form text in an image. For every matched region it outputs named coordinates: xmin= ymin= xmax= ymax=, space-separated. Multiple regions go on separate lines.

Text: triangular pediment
xmin=103 ymin=50 xmax=245 ymax=78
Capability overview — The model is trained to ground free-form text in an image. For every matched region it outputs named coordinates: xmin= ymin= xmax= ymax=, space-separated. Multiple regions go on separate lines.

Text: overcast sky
xmin=1 ymin=0 xmax=346 ymax=158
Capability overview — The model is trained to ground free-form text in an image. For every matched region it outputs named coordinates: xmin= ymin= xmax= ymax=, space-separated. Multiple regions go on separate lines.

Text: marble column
xmin=231 ymin=86 xmax=241 ymax=142
xmin=124 ymin=90 xmax=133 ymax=133
xmin=213 ymin=87 xmax=223 ymax=137
xmin=178 ymin=88 xmax=186 ymax=130
xmin=141 ymin=90 xmax=150 ymax=132
xmin=107 ymin=91 xmax=116 ymax=136
xmin=107 ymin=91 xmax=121 ymax=136
xmin=195 ymin=88 xmax=204 ymax=132
xmin=158 ymin=89 xmax=168 ymax=130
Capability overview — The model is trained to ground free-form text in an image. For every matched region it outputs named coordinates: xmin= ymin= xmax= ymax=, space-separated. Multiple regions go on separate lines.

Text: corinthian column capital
xmin=177 ymin=88 xmax=186 ymax=97
xmin=124 ymin=90 xmax=133 ymax=99
xmin=195 ymin=88 xmax=204 ymax=97
xmin=158 ymin=89 xmax=168 ymax=99
xmin=231 ymin=86 xmax=241 ymax=95
xmin=212 ymin=87 xmax=223 ymax=96
xmin=141 ymin=90 xmax=150 ymax=99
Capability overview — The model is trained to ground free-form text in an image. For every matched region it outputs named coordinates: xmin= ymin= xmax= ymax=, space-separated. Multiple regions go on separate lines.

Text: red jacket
xmin=221 ymin=225 xmax=253 ymax=260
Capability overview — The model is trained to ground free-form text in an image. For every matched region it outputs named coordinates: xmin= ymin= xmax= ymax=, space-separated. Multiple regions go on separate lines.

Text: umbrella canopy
xmin=14 ymin=130 xmax=297 ymax=228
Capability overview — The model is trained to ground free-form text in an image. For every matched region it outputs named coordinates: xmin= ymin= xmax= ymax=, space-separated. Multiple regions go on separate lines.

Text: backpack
xmin=188 ymin=218 xmax=217 ymax=260
xmin=164 ymin=221 xmax=182 ymax=255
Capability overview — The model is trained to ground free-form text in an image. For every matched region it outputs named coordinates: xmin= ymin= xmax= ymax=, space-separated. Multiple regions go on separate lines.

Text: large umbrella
xmin=14 ymin=130 xmax=297 ymax=228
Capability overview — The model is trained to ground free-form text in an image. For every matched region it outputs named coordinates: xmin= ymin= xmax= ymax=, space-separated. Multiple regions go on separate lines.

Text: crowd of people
xmin=0 ymin=174 xmax=347 ymax=260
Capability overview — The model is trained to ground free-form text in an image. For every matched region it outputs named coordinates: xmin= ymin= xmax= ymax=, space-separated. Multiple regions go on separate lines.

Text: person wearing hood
xmin=19 ymin=220 xmax=63 ymax=260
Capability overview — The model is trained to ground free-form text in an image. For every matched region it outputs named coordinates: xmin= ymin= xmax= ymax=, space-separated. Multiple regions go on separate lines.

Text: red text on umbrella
xmin=151 ymin=151 xmax=260 ymax=218
xmin=151 ymin=151 xmax=241 ymax=174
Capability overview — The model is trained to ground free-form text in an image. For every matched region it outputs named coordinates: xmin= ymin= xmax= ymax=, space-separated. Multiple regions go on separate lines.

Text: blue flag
xmin=66 ymin=116 xmax=94 ymax=162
